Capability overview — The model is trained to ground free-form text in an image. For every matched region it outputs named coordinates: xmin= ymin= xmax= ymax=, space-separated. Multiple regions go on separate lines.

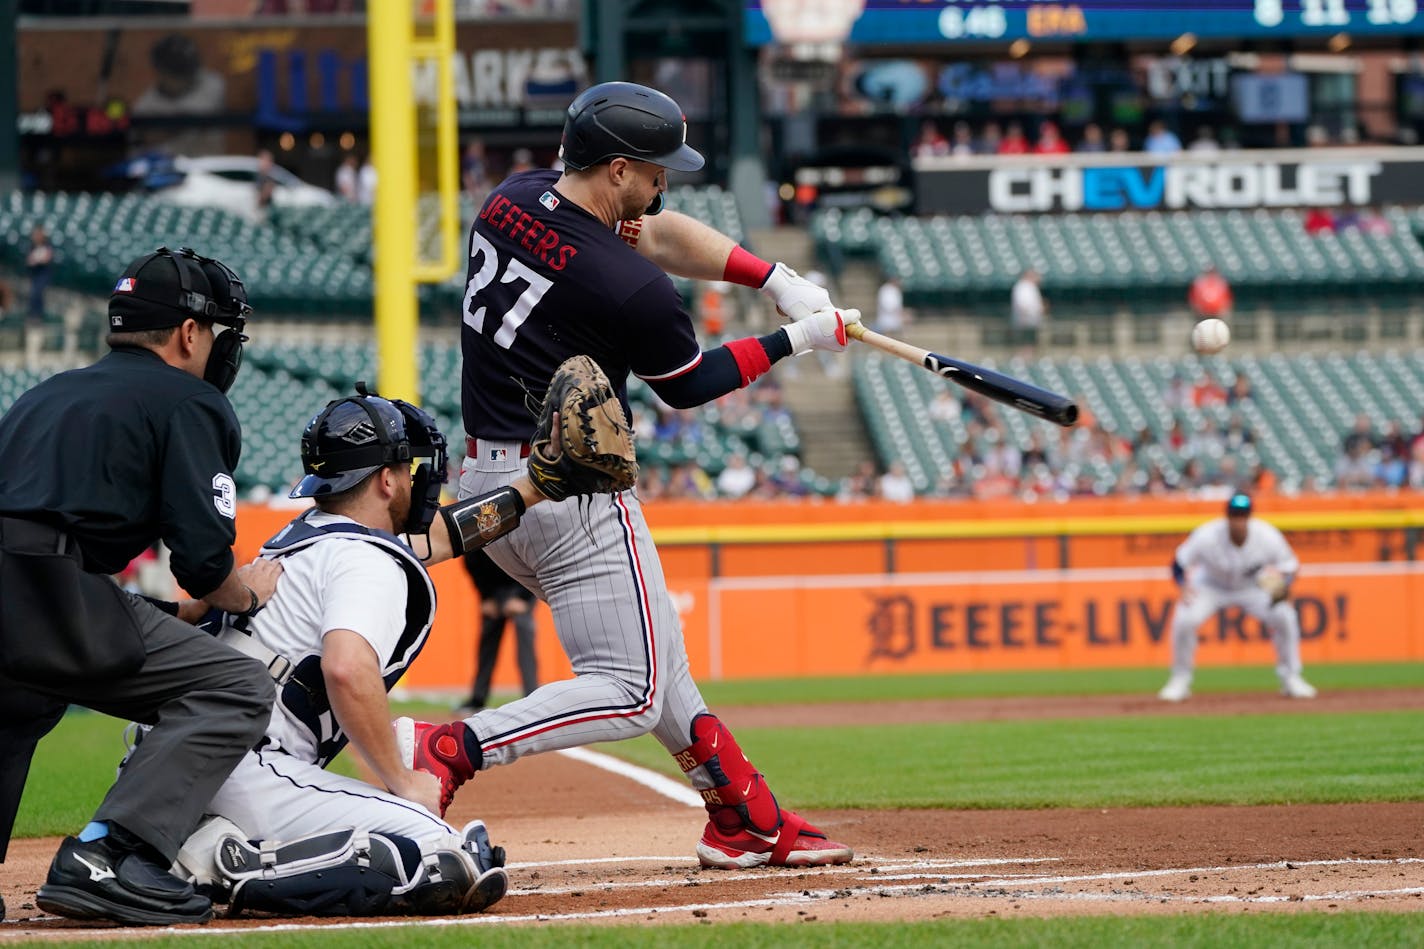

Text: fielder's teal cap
xmin=1227 ymin=493 xmax=1252 ymax=515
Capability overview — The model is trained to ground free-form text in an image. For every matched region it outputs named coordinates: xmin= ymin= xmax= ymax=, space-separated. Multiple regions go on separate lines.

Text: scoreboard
xmin=746 ymin=0 xmax=1424 ymax=45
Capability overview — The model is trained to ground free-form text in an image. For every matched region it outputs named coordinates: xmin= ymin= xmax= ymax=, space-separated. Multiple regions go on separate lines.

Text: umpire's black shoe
xmin=36 ymin=835 xmax=212 ymax=926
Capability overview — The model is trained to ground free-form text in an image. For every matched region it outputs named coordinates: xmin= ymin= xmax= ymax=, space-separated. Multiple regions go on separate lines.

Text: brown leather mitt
xmin=527 ymin=355 xmax=638 ymax=501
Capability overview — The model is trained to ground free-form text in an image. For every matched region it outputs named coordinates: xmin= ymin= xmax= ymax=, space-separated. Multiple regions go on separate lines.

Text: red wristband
xmin=723 ymin=246 xmax=775 ymax=288
xmin=725 ymin=336 xmax=773 ymax=387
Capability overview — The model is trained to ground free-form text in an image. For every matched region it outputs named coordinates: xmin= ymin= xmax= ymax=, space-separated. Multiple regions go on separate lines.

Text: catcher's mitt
xmin=527 ymin=355 xmax=638 ymax=501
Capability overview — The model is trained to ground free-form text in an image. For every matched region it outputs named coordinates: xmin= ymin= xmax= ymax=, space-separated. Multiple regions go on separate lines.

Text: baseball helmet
xmin=290 ymin=384 xmax=449 ymax=534
xmin=558 ymin=81 xmax=704 ymax=173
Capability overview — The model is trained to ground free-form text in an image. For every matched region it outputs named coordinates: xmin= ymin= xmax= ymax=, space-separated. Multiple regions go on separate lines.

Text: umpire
xmin=0 ymin=247 xmax=280 ymax=926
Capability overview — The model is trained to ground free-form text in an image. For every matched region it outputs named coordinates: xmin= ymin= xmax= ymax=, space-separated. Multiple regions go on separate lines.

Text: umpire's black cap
xmin=559 ymin=81 xmax=704 ymax=173
xmin=108 ymin=247 xmax=217 ymax=332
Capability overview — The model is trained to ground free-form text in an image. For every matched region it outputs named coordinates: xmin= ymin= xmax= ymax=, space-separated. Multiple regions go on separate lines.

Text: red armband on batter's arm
xmin=723 ymin=245 xmax=775 ymax=288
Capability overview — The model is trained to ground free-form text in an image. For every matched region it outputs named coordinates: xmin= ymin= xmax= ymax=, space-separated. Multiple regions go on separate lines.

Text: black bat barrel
xmin=925 ymin=354 xmax=1079 ymax=428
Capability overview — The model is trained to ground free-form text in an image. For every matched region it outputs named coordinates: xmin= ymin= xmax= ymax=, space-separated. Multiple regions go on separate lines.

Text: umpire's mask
xmin=187 ymin=249 xmax=251 ymax=394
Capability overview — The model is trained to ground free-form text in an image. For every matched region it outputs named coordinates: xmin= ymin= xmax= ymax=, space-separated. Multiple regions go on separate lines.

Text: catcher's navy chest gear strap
xmin=219 ymin=511 xmax=439 ymax=767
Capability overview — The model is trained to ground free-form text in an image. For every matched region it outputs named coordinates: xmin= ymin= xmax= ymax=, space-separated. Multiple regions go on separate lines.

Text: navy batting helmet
xmin=558 ymin=81 xmax=704 ymax=173
xmin=290 ymin=384 xmax=449 ymax=533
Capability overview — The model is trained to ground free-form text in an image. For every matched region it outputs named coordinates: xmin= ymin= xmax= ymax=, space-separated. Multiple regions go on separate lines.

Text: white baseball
xmin=1191 ymin=318 xmax=1231 ymax=355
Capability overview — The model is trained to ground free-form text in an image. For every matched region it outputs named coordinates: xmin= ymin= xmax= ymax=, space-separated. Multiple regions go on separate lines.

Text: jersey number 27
xmin=463 ymin=231 xmax=553 ymax=349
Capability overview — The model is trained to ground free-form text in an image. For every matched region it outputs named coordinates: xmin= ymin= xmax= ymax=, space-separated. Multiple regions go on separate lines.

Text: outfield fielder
xmin=1158 ymin=493 xmax=1317 ymax=702
xmin=399 ymin=81 xmax=857 ymax=869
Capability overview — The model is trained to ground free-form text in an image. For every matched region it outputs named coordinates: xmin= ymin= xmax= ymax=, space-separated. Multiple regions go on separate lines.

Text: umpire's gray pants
xmin=0 ymin=595 xmax=273 ymax=862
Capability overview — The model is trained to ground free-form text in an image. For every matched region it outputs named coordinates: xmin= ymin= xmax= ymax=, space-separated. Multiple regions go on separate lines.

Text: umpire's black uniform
xmin=0 ymin=249 xmax=273 ymax=925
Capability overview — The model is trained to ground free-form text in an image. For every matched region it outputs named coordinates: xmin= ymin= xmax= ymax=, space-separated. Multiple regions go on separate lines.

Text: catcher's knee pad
xmin=174 ymin=815 xmax=248 ymax=898
xmin=218 ymin=827 xmax=404 ymax=917
xmin=673 ymin=712 xmax=783 ymax=837
xmin=402 ymin=821 xmax=507 ymax=916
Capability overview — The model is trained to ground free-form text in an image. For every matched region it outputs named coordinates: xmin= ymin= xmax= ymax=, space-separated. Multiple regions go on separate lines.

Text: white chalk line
xmin=8 ymin=854 xmax=1420 ymax=938
xmin=555 ymin=746 xmax=704 ymax=807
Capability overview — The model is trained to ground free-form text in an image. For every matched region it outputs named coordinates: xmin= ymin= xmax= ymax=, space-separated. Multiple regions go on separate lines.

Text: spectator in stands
xmin=912 ymin=120 xmax=951 ymax=159
xmin=1034 ymin=121 xmax=1071 ymax=155
xmin=1187 ymin=265 xmax=1233 ymax=320
xmin=1108 ymin=127 xmax=1132 ymax=152
xmin=1191 ymin=373 xmax=1227 ymax=408
xmin=878 ymin=461 xmax=915 ymax=502
xmin=928 ymin=390 xmax=961 ymax=426
xmin=461 ymin=139 xmax=490 ymax=204
xmin=1009 ymin=268 xmax=1046 ymax=348
xmin=1077 ymin=123 xmax=1106 ymax=153
xmin=666 ymin=461 xmax=716 ymax=500
xmin=1379 ymin=420 xmax=1410 ymax=463
xmin=698 ymin=282 xmax=729 ymax=340
xmin=998 ymin=121 xmax=1030 ymax=155
xmin=507 ymin=148 xmax=536 ymax=178
xmin=1342 ymin=414 xmax=1376 ymax=455
xmin=24 ymin=226 xmax=54 ymax=324
xmin=1188 ymin=126 xmax=1221 ymax=154
xmin=1335 ymin=440 xmax=1376 ymax=490
xmin=1222 ymin=413 xmax=1254 ymax=452
xmin=1144 ymin=120 xmax=1182 ymax=155
xmin=716 ymin=453 xmax=757 ymax=499
xmin=770 ymin=456 xmax=808 ymax=497
xmin=358 ymin=155 xmax=377 ymax=205
xmin=637 ymin=466 xmax=667 ymax=501
xmin=1303 ymin=207 xmax=1336 ymax=235
xmin=837 ymin=460 xmax=879 ymax=501
xmin=977 ymin=121 xmax=1003 ymax=154
xmin=950 ymin=121 xmax=976 ymax=157
xmin=334 ymin=153 xmax=360 ymax=202
xmin=875 ymin=276 xmax=910 ymax=333
xmin=255 ymin=149 xmax=278 ymax=219
xmin=1409 ymin=439 xmax=1424 ymax=489
xmin=1227 ymin=373 xmax=1254 ymax=406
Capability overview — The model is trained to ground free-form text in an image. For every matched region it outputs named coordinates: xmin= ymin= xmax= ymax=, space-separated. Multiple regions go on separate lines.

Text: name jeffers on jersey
xmin=478 ymin=194 xmax=579 ymax=271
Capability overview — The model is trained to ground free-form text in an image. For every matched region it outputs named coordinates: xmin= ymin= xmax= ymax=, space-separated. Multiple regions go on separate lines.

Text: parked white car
xmin=153 ymin=155 xmax=336 ymax=219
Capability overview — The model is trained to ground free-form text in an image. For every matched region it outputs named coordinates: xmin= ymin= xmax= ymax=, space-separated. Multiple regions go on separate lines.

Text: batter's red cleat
xmin=697 ymin=808 xmax=853 ymax=870
xmin=394 ymin=717 xmax=477 ymax=817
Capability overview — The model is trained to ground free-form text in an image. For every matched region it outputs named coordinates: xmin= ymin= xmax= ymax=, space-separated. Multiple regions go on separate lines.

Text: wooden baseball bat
xmin=846 ymin=323 xmax=1079 ymax=427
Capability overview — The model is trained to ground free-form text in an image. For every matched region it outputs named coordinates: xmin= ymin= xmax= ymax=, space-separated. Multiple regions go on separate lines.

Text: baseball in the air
xmin=1191 ymin=318 xmax=1231 ymax=355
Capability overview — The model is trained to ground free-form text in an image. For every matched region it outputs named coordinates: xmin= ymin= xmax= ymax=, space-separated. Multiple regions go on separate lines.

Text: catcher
xmin=131 ymin=359 xmax=634 ymax=918
xmin=1158 ymin=493 xmax=1317 ymax=702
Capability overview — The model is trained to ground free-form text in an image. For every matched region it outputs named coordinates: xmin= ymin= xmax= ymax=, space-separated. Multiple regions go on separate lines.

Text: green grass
xmin=15 ymin=663 xmax=1424 ymax=837
xmin=27 ymin=913 xmax=1424 ymax=947
xmin=601 ymin=710 xmax=1424 ymax=810
xmin=688 ymin=662 xmax=1424 ymax=706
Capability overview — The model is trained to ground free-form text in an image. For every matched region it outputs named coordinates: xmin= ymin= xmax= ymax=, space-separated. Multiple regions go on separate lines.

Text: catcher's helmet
xmin=558 ymin=81 xmax=704 ymax=173
xmin=290 ymin=384 xmax=449 ymax=533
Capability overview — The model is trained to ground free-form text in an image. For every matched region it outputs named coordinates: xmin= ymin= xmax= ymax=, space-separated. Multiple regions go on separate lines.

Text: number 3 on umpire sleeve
xmin=463 ymin=231 xmax=554 ymax=349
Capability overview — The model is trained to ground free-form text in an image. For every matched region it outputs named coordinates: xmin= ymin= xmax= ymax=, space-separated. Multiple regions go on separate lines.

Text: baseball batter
xmin=399 ymin=81 xmax=857 ymax=869
xmin=1159 ymin=493 xmax=1317 ymax=702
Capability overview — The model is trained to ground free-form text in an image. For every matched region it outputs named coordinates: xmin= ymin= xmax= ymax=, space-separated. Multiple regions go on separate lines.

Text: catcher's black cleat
xmin=37 ymin=834 xmax=213 ymax=926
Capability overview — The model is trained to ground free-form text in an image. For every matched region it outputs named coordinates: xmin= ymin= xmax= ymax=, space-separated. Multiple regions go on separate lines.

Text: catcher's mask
xmin=288 ymin=382 xmax=449 ymax=534
xmin=108 ymin=246 xmax=252 ymax=393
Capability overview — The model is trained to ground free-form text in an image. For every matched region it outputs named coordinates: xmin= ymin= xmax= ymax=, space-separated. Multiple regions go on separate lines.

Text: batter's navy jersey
xmin=460 ymin=169 xmax=700 ymax=442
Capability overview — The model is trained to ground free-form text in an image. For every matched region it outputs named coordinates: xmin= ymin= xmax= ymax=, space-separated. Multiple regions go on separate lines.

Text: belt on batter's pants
xmin=466 ymin=437 xmax=531 ymax=458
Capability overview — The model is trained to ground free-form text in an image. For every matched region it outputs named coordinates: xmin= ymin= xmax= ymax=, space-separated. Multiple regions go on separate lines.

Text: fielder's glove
xmin=527 ymin=355 xmax=638 ymax=502
xmin=1257 ymin=566 xmax=1289 ymax=604
xmin=759 ymin=262 xmax=832 ymax=320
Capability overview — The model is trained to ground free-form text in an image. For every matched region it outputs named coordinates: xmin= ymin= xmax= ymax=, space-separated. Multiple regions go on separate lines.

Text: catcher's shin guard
xmin=217 ymin=828 xmax=399 ymax=917
xmin=674 ymin=713 xmax=852 ymax=869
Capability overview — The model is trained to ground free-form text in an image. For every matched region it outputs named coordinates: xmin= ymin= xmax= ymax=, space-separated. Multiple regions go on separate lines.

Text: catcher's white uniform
xmin=1159 ymin=516 xmax=1316 ymax=701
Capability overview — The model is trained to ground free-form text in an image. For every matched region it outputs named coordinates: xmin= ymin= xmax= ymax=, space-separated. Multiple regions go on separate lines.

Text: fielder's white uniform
xmin=1164 ymin=516 xmax=1308 ymax=696
xmin=193 ymin=511 xmax=456 ymax=848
